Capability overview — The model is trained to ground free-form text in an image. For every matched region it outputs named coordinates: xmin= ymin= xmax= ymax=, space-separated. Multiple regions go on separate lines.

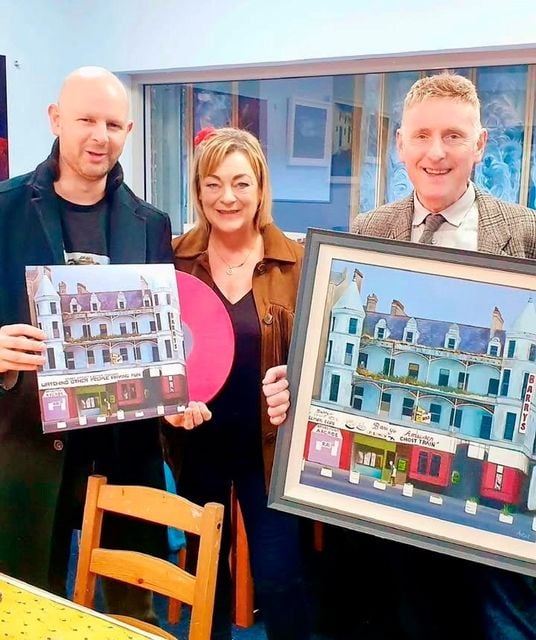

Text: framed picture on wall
xmin=0 ymin=54 xmax=9 ymax=181
xmin=193 ymin=88 xmax=232 ymax=139
xmin=287 ymin=97 xmax=333 ymax=167
xmin=238 ymin=95 xmax=268 ymax=144
xmin=270 ymin=228 xmax=536 ymax=577
xmin=331 ymin=102 xmax=361 ymax=184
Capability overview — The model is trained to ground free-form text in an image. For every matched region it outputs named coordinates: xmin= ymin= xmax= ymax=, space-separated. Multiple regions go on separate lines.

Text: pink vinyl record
xmin=176 ymin=271 xmax=235 ymax=402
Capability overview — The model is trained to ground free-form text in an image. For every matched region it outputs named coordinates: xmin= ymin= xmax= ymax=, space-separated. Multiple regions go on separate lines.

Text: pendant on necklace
xmin=226 ymin=266 xmax=234 ymax=276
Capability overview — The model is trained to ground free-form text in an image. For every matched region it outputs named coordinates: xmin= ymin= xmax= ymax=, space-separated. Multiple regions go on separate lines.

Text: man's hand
xmin=262 ymin=365 xmax=290 ymax=426
xmin=165 ymin=401 xmax=212 ymax=430
xmin=0 ymin=324 xmax=46 ymax=373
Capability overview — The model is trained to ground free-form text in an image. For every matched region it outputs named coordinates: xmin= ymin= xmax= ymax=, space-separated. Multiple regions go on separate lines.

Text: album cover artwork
xmin=26 ymin=264 xmax=188 ymax=433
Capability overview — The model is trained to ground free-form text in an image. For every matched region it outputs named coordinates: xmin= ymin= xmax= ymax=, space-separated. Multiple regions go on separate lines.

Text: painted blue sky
xmin=30 ymin=264 xmax=177 ymax=295
xmin=331 ymin=259 xmax=535 ymax=330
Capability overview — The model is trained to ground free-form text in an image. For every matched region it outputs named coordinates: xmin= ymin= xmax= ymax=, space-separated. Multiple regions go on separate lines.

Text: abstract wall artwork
xmin=270 ymin=229 xmax=536 ymax=576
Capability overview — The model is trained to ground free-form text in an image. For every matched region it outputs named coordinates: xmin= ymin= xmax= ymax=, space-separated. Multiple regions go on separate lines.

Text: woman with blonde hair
xmin=164 ymin=127 xmax=311 ymax=640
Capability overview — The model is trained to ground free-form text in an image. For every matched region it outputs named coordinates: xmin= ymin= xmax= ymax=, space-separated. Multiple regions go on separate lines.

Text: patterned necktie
xmin=418 ymin=214 xmax=445 ymax=244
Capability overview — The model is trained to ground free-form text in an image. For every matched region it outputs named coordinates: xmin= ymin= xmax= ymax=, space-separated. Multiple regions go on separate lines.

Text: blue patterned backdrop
xmin=474 ymin=65 xmax=527 ymax=203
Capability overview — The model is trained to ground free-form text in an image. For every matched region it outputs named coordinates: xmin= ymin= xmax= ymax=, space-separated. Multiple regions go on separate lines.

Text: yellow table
xmin=0 ymin=573 xmax=161 ymax=639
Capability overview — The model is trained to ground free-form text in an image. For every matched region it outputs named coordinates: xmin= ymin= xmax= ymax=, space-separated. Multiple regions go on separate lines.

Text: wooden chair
xmin=74 ymin=474 xmax=224 ymax=640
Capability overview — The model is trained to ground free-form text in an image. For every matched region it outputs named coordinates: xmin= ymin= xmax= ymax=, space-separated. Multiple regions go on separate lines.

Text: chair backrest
xmin=74 ymin=474 xmax=224 ymax=640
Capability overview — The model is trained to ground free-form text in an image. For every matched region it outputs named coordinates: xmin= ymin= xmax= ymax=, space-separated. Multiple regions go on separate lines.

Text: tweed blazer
xmin=351 ymin=186 xmax=536 ymax=258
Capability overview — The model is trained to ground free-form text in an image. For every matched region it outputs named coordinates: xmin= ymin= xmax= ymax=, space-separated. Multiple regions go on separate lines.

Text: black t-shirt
xmin=56 ymin=193 xmax=112 ymax=491
xmin=57 ymin=194 xmax=110 ymax=265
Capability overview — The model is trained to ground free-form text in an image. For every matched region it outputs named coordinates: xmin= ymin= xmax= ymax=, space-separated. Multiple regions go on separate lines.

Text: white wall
xmin=2 ymin=0 xmax=536 ymax=178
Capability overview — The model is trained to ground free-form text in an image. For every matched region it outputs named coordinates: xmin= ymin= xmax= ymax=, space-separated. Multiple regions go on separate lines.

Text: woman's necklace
xmin=212 ymin=246 xmax=254 ymax=276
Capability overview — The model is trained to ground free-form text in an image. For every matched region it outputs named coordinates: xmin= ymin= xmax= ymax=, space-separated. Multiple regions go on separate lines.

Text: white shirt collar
xmin=412 ymin=182 xmax=476 ymax=227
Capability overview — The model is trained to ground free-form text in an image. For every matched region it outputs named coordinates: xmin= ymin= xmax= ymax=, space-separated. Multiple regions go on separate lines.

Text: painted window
xmin=90 ymin=294 xmax=100 ymax=312
xmin=429 ymin=403 xmax=442 ymax=424
xmin=487 ymin=378 xmax=499 ymax=395
xmin=65 ymin=352 xmax=75 ymax=370
xmin=402 ymin=397 xmax=414 ymax=417
xmin=451 ymin=408 xmax=463 ymax=428
xmin=507 ymin=340 xmax=516 ymax=358
xmin=352 ymin=385 xmax=364 ymax=410
xmin=348 ymin=318 xmax=358 ymax=334
xmin=500 ymin=369 xmax=511 ymax=396
xmin=480 ymin=414 xmax=492 ymax=439
xmin=383 ymin=358 xmax=395 ymax=376
xmin=380 ymin=392 xmax=391 ymax=414
xmin=403 ymin=318 xmax=417 ymax=344
xmin=408 ymin=363 xmax=419 ymax=379
xmin=47 ymin=347 xmax=56 ymax=370
xmin=444 ymin=324 xmax=460 ymax=351
xmin=375 ymin=319 xmax=387 ymax=339
xmin=521 ymin=371 xmax=530 ymax=399
xmin=488 ymin=336 xmax=501 ymax=357
xmin=494 ymin=465 xmax=504 ymax=491
xmin=438 ymin=368 xmax=449 ymax=386
xmin=504 ymin=412 xmax=516 ymax=441
xmin=344 ymin=343 xmax=354 ymax=366
xmin=329 ymin=374 xmax=340 ymax=402
xmin=165 ymin=339 xmax=173 ymax=358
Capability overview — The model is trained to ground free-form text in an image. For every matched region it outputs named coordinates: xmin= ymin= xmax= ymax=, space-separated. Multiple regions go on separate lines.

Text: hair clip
xmin=194 ymin=127 xmax=217 ymax=147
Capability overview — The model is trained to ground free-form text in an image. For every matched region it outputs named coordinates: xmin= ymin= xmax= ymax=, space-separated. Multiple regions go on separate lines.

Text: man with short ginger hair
xmin=352 ymin=73 xmax=536 ymax=257
xmin=352 ymin=72 xmax=536 ymax=640
xmin=264 ymin=73 xmax=536 ymax=639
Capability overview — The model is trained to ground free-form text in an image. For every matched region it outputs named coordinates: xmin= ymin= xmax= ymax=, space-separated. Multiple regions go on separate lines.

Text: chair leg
xmin=231 ymin=490 xmax=255 ymax=628
xmin=167 ymin=546 xmax=187 ymax=625
xmin=313 ymin=520 xmax=324 ymax=552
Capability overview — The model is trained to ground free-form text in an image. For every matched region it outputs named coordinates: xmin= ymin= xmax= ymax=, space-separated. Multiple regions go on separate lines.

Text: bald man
xmin=0 ymin=67 xmax=173 ymax=624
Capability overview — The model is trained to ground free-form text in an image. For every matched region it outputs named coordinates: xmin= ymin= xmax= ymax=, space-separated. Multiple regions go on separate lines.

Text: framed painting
xmin=0 ymin=54 xmax=8 ymax=180
xmin=331 ymin=102 xmax=361 ymax=184
xmin=238 ymin=95 xmax=267 ymax=143
xmin=270 ymin=229 xmax=536 ymax=576
xmin=287 ymin=97 xmax=332 ymax=166
xmin=193 ymin=87 xmax=232 ymax=140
